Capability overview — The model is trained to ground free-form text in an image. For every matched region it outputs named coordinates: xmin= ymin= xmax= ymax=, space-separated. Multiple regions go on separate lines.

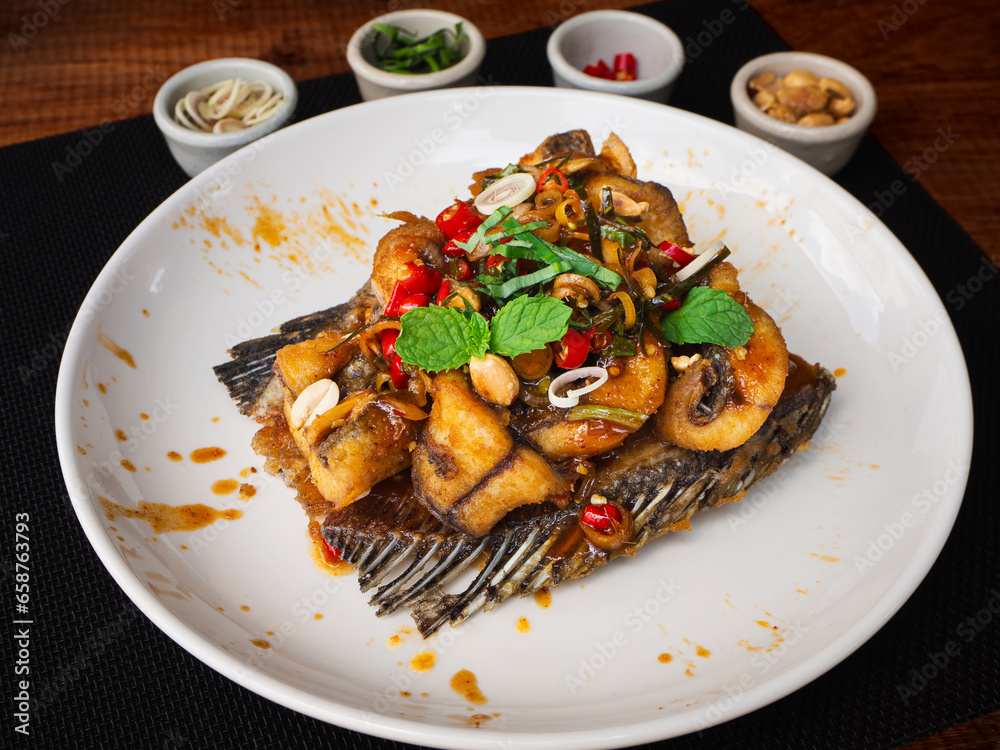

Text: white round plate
xmin=55 ymin=88 xmax=972 ymax=749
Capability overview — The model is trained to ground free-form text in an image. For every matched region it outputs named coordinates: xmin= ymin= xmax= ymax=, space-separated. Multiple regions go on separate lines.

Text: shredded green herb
xmin=370 ymin=22 xmax=468 ymax=74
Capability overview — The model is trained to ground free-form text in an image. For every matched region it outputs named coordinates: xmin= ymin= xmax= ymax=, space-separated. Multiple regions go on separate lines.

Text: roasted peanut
xmin=469 ymin=354 xmax=520 ymax=406
xmin=783 ymin=69 xmax=820 ymax=88
xmin=749 ymin=69 xmax=856 ymax=126
xmin=764 ymin=102 xmax=797 ymax=123
xmin=776 ymin=84 xmax=830 ymax=118
xmin=748 ymin=71 xmax=777 ymax=94
xmin=752 ymin=89 xmax=776 ymax=109
xmin=828 ymin=95 xmax=856 ymax=119
xmin=797 ymin=112 xmax=836 ymax=127
xmin=818 ymin=76 xmax=851 ymax=99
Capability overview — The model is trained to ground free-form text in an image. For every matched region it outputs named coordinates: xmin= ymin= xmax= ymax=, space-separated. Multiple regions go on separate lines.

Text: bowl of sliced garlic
xmin=153 ymin=58 xmax=297 ymax=177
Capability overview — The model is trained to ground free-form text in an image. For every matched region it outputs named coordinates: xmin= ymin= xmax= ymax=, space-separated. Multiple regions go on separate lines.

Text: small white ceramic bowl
xmin=153 ymin=58 xmax=297 ymax=178
xmin=547 ymin=10 xmax=684 ymax=103
xmin=346 ymin=10 xmax=486 ymax=101
xmin=730 ymin=51 xmax=876 ymax=176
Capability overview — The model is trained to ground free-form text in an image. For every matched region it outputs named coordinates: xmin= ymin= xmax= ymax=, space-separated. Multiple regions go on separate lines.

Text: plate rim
xmin=54 ymin=85 xmax=974 ymax=749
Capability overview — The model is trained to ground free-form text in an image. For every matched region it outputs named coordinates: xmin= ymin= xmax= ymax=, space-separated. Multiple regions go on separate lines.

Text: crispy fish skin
xmin=323 ymin=362 xmax=836 ymax=636
xmin=310 ymin=400 xmax=419 ymax=510
xmin=213 ymin=282 xmax=376 ymax=418
xmin=520 ymin=129 xmax=596 ymax=163
xmin=583 ymin=172 xmax=693 ymax=251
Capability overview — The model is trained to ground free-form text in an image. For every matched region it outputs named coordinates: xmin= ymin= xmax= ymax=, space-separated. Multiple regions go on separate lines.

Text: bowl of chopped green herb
xmin=347 ymin=9 xmax=486 ymax=101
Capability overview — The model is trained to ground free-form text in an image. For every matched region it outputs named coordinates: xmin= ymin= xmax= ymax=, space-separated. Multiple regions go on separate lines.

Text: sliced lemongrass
xmin=673 ymin=240 xmax=727 ymax=282
xmin=230 ymin=82 xmax=270 ymax=118
xmin=474 ymin=173 xmax=536 ymax=213
xmin=548 ymin=366 xmax=609 ymax=408
xmin=174 ymin=98 xmax=201 ymax=131
xmin=207 ymin=78 xmax=248 ymax=120
xmin=183 ymin=92 xmax=213 ymax=131
xmin=213 ymin=118 xmax=247 ymax=133
xmin=242 ymin=92 xmax=284 ymax=125
xmin=200 ymin=79 xmax=231 ymax=98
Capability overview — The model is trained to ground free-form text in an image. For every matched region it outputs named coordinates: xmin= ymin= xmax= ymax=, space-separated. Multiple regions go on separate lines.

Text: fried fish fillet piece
xmin=412 ymin=371 xmax=570 ymax=536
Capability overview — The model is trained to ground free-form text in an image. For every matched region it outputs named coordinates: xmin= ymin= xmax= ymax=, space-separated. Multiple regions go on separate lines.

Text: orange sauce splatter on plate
xmin=212 ymin=479 xmax=238 ymax=495
xmin=451 ymin=670 xmax=487 ymax=705
xmin=190 ymin=447 xmax=226 ymax=463
xmin=98 ymin=496 xmax=241 ymax=534
xmin=410 ymin=651 xmax=436 ymax=673
xmin=96 ymin=324 xmax=137 ymax=368
xmin=534 ymin=588 xmax=552 ymax=609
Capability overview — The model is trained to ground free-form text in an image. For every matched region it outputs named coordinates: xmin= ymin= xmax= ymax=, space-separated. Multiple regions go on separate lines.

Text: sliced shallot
xmin=547 ymin=366 xmax=609 ymax=408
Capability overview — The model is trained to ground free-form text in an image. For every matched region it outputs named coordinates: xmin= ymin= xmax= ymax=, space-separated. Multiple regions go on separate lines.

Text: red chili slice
xmin=583 ymin=59 xmax=614 ymax=80
xmin=454 ymin=258 xmax=472 ymax=281
xmin=657 ymin=241 xmax=696 ymax=269
xmin=581 ymin=503 xmax=623 ymax=532
xmin=614 ymin=53 xmax=637 ymax=81
xmin=442 ymin=227 xmax=476 ymax=257
xmin=436 ymin=279 xmax=451 ymax=306
xmin=383 ymin=281 xmax=408 ymax=317
xmin=435 ymin=200 xmax=482 ymax=238
xmin=380 ymin=329 xmax=399 ymax=362
xmin=538 ymin=167 xmax=569 ymax=193
xmin=553 ymin=327 xmax=593 ymax=369
xmin=397 ymin=293 xmax=430 ymax=316
xmin=399 ymin=261 xmax=442 ymax=295
xmin=389 ymin=355 xmax=409 ymax=390
xmin=319 ymin=537 xmax=342 ymax=564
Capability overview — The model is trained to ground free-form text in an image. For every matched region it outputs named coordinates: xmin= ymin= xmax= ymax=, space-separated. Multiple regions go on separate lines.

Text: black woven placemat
xmin=2 ymin=1 xmax=996 ymax=747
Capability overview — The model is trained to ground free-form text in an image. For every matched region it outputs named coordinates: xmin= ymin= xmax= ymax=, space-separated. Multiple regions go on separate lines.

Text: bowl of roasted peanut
xmin=730 ymin=51 xmax=876 ymax=175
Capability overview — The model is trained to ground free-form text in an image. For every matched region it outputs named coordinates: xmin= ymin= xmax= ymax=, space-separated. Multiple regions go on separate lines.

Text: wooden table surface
xmin=2 ymin=1 xmax=997 ymax=747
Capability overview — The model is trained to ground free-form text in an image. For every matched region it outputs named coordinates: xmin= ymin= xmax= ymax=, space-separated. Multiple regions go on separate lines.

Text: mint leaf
xmin=396 ymin=306 xmax=483 ymax=371
xmin=659 ymin=287 xmax=754 ymax=347
xmin=489 ymin=295 xmax=571 ymax=358
xmin=466 ymin=308 xmax=490 ymax=359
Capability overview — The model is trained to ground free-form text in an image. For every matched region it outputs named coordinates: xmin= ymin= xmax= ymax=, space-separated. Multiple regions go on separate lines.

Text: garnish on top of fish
xmin=214 ymin=130 xmax=835 ymax=635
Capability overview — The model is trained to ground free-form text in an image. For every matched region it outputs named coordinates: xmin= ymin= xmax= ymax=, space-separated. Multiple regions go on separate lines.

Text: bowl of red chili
xmin=547 ymin=10 xmax=684 ymax=102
